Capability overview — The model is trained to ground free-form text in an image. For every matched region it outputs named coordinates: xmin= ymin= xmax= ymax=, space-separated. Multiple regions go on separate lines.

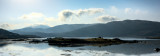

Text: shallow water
xmin=0 ymin=38 xmax=160 ymax=56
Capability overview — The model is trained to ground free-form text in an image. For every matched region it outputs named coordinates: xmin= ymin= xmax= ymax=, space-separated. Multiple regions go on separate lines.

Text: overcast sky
xmin=0 ymin=0 xmax=160 ymax=30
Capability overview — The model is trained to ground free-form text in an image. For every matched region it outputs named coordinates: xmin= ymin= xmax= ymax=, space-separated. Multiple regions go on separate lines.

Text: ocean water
xmin=0 ymin=37 xmax=160 ymax=56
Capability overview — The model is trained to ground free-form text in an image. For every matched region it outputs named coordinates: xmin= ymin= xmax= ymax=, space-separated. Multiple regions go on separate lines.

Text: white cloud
xmin=15 ymin=12 xmax=65 ymax=29
xmin=16 ymin=8 xmax=104 ymax=27
xmin=45 ymin=17 xmax=59 ymax=22
xmin=124 ymin=8 xmax=149 ymax=15
xmin=10 ymin=7 xmax=150 ymax=29
xmin=58 ymin=8 xmax=104 ymax=21
xmin=135 ymin=9 xmax=141 ymax=15
xmin=111 ymin=6 xmax=118 ymax=13
xmin=125 ymin=8 xmax=132 ymax=14
xmin=19 ymin=12 xmax=45 ymax=19
xmin=0 ymin=24 xmax=13 ymax=30
xmin=134 ymin=9 xmax=148 ymax=15
xmin=58 ymin=10 xmax=74 ymax=21
xmin=15 ymin=12 xmax=55 ymax=29
xmin=76 ymin=8 xmax=104 ymax=16
xmin=96 ymin=15 xmax=118 ymax=23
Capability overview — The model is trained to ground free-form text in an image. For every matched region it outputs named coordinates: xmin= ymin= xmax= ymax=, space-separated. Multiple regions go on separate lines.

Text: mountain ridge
xmin=0 ymin=28 xmax=40 ymax=39
xmin=60 ymin=20 xmax=160 ymax=37
xmin=11 ymin=24 xmax=93 ymax=33
xmin=10 ymin=20 xmax=160 ymax=37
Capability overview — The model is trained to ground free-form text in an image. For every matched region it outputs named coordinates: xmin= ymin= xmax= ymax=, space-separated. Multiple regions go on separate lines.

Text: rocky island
xmin=46 ymin=37 xmax=139 ymax=47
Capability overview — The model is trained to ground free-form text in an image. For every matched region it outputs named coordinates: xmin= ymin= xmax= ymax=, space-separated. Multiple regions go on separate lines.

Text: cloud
xmin=58 ymin=10 xmax=74 ymax=21
xmin=12 ymin=8 xmax=105 ymax=29
xmin=124 ymin=8 xmax=148 ymax=15
xmin=15 ymin=12 xmax=54 ymax=28
xmin=96 ymin=15 xmax=117 ymax=22
xmin=76 ymin=8 xmax=104 ymax=16
xmin=110 ymin=6 xmax=118 ymax=13
xmin=5 ymin=6 xmax=152 ymax=30
xmin=0 ymin=24 xmax=13 ymax=30
xmin=134 ymin=9 xmax=148 ymax=15
xmin=16 ymin=12 xmax=64 ymax=28
xmin=45 ymin=17 xmax=59 ymax=22
xmin=18 ymin=8 xmax=104 ymax=25
xmin=58 ymin=8 xmax=104 ymax=21
xmin=125 ymin=8 xmax=132 ymax=14
xmin=19 ymin=12 xmax=45 ymax=19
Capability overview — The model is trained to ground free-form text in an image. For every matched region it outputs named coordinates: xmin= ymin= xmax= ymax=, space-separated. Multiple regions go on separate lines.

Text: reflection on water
xmin=0 ymin=39 xmax=160 ymax=56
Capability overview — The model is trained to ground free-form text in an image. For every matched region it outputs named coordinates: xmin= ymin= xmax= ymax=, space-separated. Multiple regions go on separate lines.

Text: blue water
xmin=0 ymin=37 xmax=160 ymax=56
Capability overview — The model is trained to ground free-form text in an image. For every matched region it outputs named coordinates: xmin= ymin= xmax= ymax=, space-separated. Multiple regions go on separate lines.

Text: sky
xmin=0 ymin=0 xmax=160 ymax=30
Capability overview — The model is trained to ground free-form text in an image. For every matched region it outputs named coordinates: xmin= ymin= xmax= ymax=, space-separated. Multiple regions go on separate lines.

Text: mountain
xmin=0 ymin=28 xmax=40 ymax=39
xmin=30 ymin=25 xmax=50 ymax=29
xmin=11 ymin=24 xmax=93 ymax=34
xmin=11 ymin=25 xmax=50 ymax=33
xmin=57 ymin=20 xmax=160 ymax=37
xmin=46 ymin=24 xmax=93 ymax=33
xmin=11 ymin=20 xmax=160 ymax=37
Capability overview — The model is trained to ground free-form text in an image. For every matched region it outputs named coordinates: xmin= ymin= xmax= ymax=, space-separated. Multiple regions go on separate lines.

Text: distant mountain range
xmin=10 ymin=20 xmax=160 ymax=37
xmin=30 ymin=25 xmax=50 ymax=29
xmin=10 ymin=25 xmax=50 ymax=33
xmin=61 ymin=20 xmax=160 ymax=37
xmin=0 ymin=29 xmax=40 ymax=39
xmin=11 ymin=24 xmax=93 ymax=33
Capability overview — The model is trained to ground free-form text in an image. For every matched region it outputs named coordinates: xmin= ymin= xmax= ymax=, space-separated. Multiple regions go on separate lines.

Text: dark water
xmin=0 ymin=37 xmax=160 ymax=56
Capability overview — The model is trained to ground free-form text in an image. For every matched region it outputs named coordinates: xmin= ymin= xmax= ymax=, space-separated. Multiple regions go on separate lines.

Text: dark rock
xmin=113 ymin=38 xmax=121 ymax=41
xmin=63 ymin=50 xmax=72 ymax=52
xmin=98 ymin=36 xmax=103 ymax=39
xmin=12 ymin=39 xmax=26 ymax=41
xmin=29 ymin=39 xmax=42 ymax=43
xmin=61 ymin=54 xmax=71 ymax=56
xmin=154 ymin=48 xmax=160 ymax=52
